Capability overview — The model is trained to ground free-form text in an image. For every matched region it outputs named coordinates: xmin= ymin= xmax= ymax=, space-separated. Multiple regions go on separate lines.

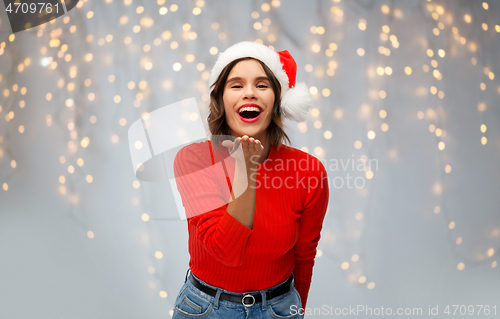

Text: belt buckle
xmin=242 ymin=294 xmax=255 ymax=307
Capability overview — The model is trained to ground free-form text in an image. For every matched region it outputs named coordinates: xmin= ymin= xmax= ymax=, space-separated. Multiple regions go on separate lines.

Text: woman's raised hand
xmin=222 ymin=135 xmax=265 ymax=169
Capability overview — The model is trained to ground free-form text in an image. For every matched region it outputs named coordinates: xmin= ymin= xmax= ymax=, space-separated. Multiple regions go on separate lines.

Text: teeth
xmin=239 ymin=106 xmax=261 ymax=113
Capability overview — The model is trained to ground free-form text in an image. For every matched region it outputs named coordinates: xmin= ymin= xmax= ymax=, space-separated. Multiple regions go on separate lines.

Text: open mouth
xmin=238 ymin=106 xmax=262 ymax=122
xmin=239 ymin=110 xmax=261 ymax=119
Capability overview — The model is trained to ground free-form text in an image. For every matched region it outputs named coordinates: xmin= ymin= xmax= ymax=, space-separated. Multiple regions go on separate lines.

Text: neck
xmin=256 ymin=133 xmax=271 ymax=164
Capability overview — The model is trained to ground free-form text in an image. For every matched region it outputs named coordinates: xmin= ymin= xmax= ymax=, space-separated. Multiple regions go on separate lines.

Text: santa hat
xmin=208 ymin=41 xmax=312 ymax=122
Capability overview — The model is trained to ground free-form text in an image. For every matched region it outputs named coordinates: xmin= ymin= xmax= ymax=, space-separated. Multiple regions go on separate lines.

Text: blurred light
xmin=81 ymin=137 xmax=90 ymax=148
xmin=358 ymin=19 xmax=367 ymax=30
xmin=477 ymin=102 xmax=486 ymax=112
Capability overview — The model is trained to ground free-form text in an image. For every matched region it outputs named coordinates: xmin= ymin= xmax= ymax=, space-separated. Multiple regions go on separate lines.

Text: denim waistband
xmin=183 ymin=268 xmax=295 ymax=310
xmin=185 ymin=268 xmax=294 ymax=294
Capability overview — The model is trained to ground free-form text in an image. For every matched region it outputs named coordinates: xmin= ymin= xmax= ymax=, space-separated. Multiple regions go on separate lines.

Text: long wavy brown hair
xmin=207 ymin=57 xmax=291 ymax=151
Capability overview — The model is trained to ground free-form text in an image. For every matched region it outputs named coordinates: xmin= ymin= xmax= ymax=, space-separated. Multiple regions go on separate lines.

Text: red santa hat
xmin=208 ymin=41 xmax=312 ymax=122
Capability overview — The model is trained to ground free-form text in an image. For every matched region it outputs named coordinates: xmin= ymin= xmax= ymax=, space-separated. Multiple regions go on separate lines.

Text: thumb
xmin=221 ymin=140 xmax=233 ymax=149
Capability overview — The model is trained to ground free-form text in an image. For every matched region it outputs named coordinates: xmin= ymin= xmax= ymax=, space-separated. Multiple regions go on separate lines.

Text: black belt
xmin=189 ymin=272 xmax=294 ymax=307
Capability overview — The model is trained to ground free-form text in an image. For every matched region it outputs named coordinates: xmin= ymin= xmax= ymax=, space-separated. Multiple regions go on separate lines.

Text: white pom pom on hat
xmin=208 ymin=41 xmax=312 ymax=122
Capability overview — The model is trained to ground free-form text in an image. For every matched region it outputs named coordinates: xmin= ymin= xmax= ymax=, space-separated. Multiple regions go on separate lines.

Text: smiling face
xmin=222 ymin=59 xmax=275 ymax=142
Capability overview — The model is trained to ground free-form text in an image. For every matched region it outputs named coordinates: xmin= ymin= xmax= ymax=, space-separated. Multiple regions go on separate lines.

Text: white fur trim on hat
xmin=280 ymin=82 xmax=312 ymax=122
xmin=209 ymin=41 xmax=311 ymax=122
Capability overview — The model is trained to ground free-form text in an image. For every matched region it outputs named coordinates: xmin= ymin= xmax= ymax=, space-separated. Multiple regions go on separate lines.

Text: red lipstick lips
xmin=237 ymin=104 xmax=263 ymax=123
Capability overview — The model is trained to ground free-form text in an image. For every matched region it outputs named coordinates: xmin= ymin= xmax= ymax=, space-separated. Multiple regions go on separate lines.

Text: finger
xmin=233 ymin=138 xmax=242 ymax=153
xmin=233 ymin=137 xmax=241 ymax=147
xmin=249 ymin=137 xmax=255 ymax=149
xmin=241 ymin=136 xmax=249 ymax=149
xmin=255 ymin=140 xmax=261 ymax=150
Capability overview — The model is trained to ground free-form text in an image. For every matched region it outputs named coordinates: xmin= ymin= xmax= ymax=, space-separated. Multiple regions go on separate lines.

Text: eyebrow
xmin=226 ymin=76 xmax=270 ymax=85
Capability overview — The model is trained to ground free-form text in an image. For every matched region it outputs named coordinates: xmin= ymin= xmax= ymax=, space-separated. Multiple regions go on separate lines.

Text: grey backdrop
xmin=0 ymin=0 xmax=499 ymax=318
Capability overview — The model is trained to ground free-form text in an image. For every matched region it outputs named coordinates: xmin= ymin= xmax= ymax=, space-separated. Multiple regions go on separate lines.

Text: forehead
xmin=227 ymin=59 xmax=267 ymax=78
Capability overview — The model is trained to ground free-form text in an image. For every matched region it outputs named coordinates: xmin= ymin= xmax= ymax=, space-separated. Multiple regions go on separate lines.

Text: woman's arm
xmin=224 ymin=135 xmax=265 ymax=229
xmin=173 ymin=137 xmax=264 ymax=266
xmin=294 ymin=160 xmax=329 ymax=310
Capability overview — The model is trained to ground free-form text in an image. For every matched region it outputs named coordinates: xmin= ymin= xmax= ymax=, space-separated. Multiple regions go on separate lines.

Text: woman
xmin=173 ymin=41 xmax=329 ymax=319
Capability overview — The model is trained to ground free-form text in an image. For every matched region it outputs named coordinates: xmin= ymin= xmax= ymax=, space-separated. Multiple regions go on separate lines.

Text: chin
xmin=236 ymin=131 xmax=258 ymax=138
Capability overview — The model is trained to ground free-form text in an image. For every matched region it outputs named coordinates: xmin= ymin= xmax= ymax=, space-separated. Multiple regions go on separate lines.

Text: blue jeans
xmin=172 ymin=269 xmax=304 ymax=319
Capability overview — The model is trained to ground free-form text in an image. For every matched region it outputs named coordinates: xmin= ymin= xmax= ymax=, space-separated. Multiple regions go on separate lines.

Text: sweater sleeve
xmin=294 ymin=159 xmax=329 ymax=311
xmin=173 ymin=142 xmax=253 ymax=267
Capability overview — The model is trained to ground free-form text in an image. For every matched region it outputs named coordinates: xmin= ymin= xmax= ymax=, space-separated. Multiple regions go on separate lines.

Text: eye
xmin=257 ymin=85 xmax=268 ymax=88
xmin=231 ymin=85 xmax=242 ymax=88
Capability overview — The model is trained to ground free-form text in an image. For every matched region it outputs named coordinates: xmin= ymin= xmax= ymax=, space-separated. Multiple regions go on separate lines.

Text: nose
xmin=242 ymin=85 xmax=257 ymax=100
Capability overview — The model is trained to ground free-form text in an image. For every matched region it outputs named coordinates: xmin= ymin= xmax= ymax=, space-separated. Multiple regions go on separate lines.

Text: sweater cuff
xmin=218 ymin=209 xmax=253 ymax=248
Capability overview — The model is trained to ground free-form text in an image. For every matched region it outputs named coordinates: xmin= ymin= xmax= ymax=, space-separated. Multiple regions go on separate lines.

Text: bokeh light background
xmin=0 ymin=0 xmax=499 ymax=318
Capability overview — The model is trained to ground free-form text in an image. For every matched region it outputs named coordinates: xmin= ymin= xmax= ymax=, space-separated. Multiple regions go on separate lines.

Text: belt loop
xmin=260 ymin=289 xmax=268 ymax=310
xmin=184 ymin=268 xmax=190 ymax=283
xmin=213 ymin=288 xmax=221 ymax=309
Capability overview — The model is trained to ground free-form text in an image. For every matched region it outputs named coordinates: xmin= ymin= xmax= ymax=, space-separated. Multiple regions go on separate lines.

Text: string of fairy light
xmin=292 ymin=0 xmax=499 ymax=292
xmin=417 ymin=1 xmax=499 ymax=271
xmin=0 ymin=28 xmax=30 ymax=192
xmin=0 ymin=0 xmax=499 ymax=313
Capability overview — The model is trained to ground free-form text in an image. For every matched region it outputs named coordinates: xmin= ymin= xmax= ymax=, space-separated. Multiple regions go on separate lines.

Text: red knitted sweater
xmin=173 ymin=139 xmax=329 ymax=311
